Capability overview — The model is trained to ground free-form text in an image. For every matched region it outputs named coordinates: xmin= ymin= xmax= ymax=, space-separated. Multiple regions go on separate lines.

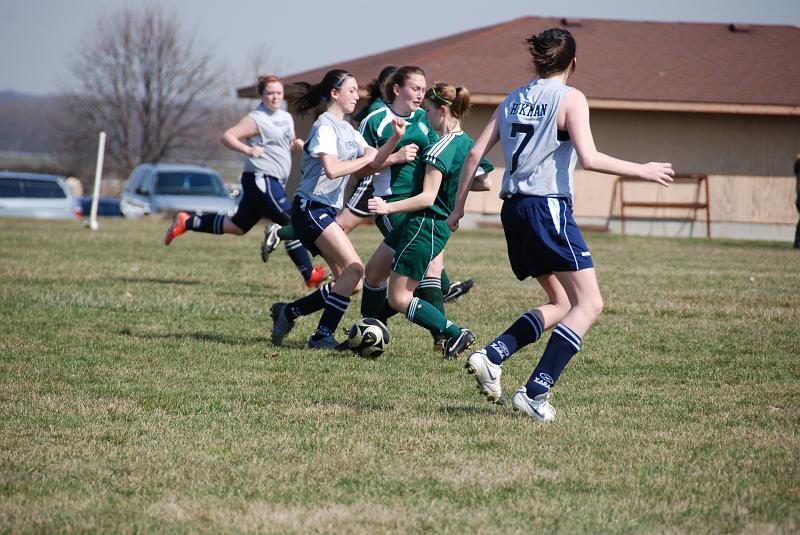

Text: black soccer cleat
xmin=444 ymin=278 xmax=476 ymax=304
xmin=442 ymin=328 xmax=476 ymax=360
xmin=270 ymin=302 xmax=294 ymax=345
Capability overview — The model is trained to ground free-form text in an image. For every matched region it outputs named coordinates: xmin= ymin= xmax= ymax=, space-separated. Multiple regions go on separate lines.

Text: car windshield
xmin=153 ymin=172 xmax=226 ymax=196
xmin=0 ymin=178 xmax=66 ymax=198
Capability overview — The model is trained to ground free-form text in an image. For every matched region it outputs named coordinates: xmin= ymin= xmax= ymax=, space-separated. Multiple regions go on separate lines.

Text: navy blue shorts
xmin=345 ymin=176 xmax=374 ymax=217
xmin=501 ymin=195 xmax=594 ymax=280
xmin=230 ymin=172 xmax=292 ymax=232
xmin=291 ymin=196 xmax=339 ymax=257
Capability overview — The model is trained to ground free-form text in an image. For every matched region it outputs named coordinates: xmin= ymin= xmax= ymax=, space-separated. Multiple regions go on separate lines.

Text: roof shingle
xmin=246 ymin=16 xmax=800 ymax=108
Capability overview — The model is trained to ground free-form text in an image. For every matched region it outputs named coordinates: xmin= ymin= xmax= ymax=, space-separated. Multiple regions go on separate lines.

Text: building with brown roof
xmin=239 ymin=16 xmax=800 ymax=240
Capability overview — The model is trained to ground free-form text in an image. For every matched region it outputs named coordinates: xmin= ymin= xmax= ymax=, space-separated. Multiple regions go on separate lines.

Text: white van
xmin=0 ymin=172 xmax=82 ymax=219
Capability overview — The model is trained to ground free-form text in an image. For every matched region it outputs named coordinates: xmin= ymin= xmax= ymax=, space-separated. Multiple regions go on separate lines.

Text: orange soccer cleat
xmin=164 ymin=212 xmax=190 ymax=245
xmin=305 ymin=265 xmax=332 ymax=288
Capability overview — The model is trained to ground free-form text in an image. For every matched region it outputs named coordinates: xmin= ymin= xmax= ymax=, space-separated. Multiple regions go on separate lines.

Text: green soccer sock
xmin=440 ymin=270 xmax=451 ymax=298
xmin=405 ymin=297 xmax=460 ymax=337
xmin=417 ymin=277 xmax=445 ymax=316
xmin=361 ymin=280 xmax=387 ymax=319
xmin=277 ymin=224 xmax=296 ymax=240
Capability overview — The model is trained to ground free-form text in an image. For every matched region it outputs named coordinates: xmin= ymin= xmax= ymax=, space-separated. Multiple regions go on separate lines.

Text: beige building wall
xmin=286 ymin=104 xmax=799 ymax=235
xmin=458 ymin=105 xmax=800 ymax=230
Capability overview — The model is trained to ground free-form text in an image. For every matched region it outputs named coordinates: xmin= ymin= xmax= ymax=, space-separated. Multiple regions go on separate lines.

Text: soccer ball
xmin=347 ymin=318 xmax=390 ymax=359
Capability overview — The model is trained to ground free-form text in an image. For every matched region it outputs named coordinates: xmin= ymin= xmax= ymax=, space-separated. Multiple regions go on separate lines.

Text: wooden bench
xmin=619 ymin=174 xmax=711 ymax=238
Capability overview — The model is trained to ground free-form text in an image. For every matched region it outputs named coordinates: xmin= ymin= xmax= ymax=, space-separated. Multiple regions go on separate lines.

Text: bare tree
xmin=245 ymin=44 xmax=286 ymax=84
xmin=56 ymin=6 xmax=224 ymax=175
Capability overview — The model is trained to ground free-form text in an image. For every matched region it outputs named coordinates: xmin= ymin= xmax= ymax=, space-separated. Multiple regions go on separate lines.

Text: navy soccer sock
xmin=286 ymin=282 xmax=332 ymax=320
xmin=484 ymin=310 xmax=544 ymax=365
xmin=377 ymin=301 xmax=398 ymax=326
xmin=186 ymin=213 xmax=225 ymax=234
xmin=525 ymin=323 xmax=582 ymax=398
xmin=361 ymin=281 xmax=387 ymax=319
xmin=312 ymin=291 xmax=351 ymax=340
xmin=284 ymin=239 xmax=313 ymax=281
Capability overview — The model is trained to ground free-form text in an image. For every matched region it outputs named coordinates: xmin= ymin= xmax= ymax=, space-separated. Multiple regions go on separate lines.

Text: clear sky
xmin=1 ymin=0 xmax=798 ymax=96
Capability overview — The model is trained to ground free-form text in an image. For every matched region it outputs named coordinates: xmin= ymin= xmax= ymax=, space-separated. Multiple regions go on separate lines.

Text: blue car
xmin=80 ymin=195 xmax=123 ymax=217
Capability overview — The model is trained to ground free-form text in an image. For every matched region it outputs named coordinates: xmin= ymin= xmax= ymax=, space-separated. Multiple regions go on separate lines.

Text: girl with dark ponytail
xmin=361 ymin=81 xmax=495 ymax=360
xmin=269 ymin=69 xmax=405 ymax=350
xmin=450 ymin=27 xmax=674 ymax=420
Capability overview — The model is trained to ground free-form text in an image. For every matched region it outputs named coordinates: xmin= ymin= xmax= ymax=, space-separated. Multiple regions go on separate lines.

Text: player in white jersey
xmin=449 ymin=28 xmax=674 ymax=420
xmin=163 ymin=75 xmax=330 ymax=288
xmin=269 ymin=69 xmax=404 ymax=350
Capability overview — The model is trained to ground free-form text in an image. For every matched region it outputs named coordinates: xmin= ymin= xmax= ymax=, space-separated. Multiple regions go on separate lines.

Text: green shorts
xmin=391 ymin=215 xmax=451 ymax=281
xmin=375 ymin=211 xmax=407 ymax=238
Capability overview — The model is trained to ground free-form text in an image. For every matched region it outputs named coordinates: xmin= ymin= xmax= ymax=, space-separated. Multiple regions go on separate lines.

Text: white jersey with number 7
xmin=498 ymin=77 xmax=578 ymax=200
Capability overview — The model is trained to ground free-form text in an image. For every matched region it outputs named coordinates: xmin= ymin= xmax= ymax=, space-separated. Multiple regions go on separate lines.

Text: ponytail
xmin=425 ymin=82 xmax=472 ymax=119
xmin=366 ymin=65 xmax=397 ymax=104
xmin=292 ymin=82 xmax=323 ymax=117
xmin=292 ymin=69 xmax=352 ymax=117
xmin=450 ymin=86 xmax=471 ymax=119
xmin=525 ymin=28 xmax=576 ymax=77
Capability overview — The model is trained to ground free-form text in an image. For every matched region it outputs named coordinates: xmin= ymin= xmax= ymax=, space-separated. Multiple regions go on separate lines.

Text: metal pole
xmin=87 ymin=131 xmax=106 ymax=231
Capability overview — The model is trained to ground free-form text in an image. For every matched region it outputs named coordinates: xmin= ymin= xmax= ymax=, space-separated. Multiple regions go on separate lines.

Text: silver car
xmin=120 ymin=163 xmax=237 ymax=218
xmin=0 ymin=172 xmax=82 ymax=219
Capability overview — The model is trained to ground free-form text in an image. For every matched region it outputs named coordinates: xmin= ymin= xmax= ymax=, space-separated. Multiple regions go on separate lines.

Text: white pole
xmin=87 ymin=131 xmax=106 ymax=231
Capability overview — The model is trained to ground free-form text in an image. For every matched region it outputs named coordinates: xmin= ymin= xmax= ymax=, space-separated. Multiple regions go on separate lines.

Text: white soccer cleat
xmin=465 ymin=349 xmax=504 ymax=404
xmin=511 ymin=388 xmax=556 ymax=421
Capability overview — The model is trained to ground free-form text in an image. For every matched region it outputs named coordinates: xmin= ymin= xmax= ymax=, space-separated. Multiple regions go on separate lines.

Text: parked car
xmin=0 ymin=172 xmax=82 ymax=219
xmin=120 ymin=163 xmax=237 ymax=218
xmin=79 ymin=195 xmax=123 ymax=217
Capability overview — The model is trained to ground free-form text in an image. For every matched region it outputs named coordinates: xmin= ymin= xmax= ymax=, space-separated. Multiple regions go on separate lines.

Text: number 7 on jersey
xmin=509 ymin=122 xmax=534 ymax=175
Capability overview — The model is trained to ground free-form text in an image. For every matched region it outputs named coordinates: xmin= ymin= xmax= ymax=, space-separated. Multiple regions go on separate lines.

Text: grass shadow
xmin=118 ymin=328 xmax=267 ymax=346
xmin=312 ymin=398 xmax=395 ymax=412
xmin=437 ymin=405 xmax=508 ymax=416
xmin=112 ymin=277 xmax=202 ymax=286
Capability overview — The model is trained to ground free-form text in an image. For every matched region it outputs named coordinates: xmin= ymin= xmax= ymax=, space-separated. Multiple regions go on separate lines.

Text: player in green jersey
xmin=366 ymin=82 xmax=493 ymax=360
xmin=341 ymin=66 xmax=437 ymax=233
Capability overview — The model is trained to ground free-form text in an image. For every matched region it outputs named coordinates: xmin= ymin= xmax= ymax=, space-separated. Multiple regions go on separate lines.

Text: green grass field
xmin=1 ymin=217 xmax=798 ymax=534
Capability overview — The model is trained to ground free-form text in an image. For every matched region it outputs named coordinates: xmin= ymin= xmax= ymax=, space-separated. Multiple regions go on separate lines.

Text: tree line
xmin=3 ymin=6 xmax=270 ymax=181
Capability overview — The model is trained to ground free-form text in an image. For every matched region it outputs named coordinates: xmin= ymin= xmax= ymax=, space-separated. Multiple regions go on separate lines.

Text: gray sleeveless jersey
xmin=243 ymin=104 xmax=294 ymax=182
xmin=295 ymin=112 xmax=367 ymax=209
xmin=498 ymin=78 xmax=577 ymax=199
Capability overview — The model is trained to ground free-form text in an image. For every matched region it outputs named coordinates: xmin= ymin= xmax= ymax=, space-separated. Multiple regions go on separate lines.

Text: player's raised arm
xmin=564 ymin=89 xmax=674 ymax=186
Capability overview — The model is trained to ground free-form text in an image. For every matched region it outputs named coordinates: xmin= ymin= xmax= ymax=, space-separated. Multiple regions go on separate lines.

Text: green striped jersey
xmin=416 ymin=131 xmax=494 ymax=218
xmin=351 ymin=97 xmax=386 ymax=126
xmin=358 ymin=106 xmax=439 ymax=200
